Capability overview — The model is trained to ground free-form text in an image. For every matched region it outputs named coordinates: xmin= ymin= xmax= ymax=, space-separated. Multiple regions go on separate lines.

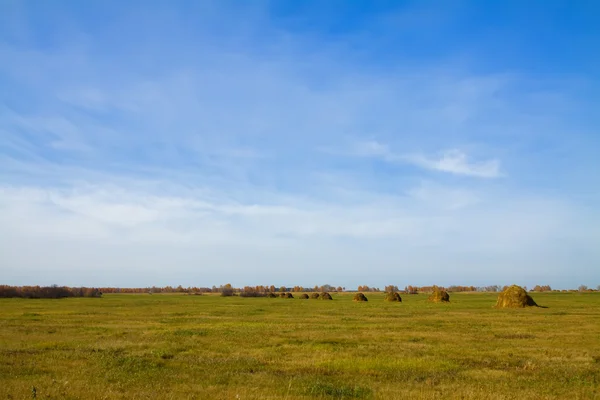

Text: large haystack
xmin=384 ymin=292 xmax=402 ymax=302
xmin=320 ymin=292 xmax=333 ymax=300
xmin=299 ymin=293 xmax=309 ymax=299
xmin=267 ymin=292 xmax=277 ymax=298
xmin=353 ymin=292 xmax=368 ymax=302
xmin=428 ymin=289 xmax=450 ymax=303
xmin=280 ymin=292 xmax=294 ymax=298
xmin=310 ymin=292 xmax=320 ymax=299
xmin=495 ymin=285 xmax=538 ymax=308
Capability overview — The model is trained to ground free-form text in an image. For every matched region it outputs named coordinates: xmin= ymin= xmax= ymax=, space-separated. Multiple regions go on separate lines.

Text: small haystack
xmin=384 ymin=292 xmax=402 ymax=302
xmin=353 ymin=292 xmax=368 ymax=302
xmin=428 ymin=288 xmax=450 ymax=303
xmin=310 ymin=293 xmax=320 ymax=299
xmin=281 ymin=292 xmax=294 ymax=299
xmin=495 ymin=285 xmax=538 ymax=308
xmin=267 ymin=292 xmax=277 ymax=298
xmin=299 ymin=293 xmax=309 ymax=299
xmin=320 ymin=292 xmax=333 ymax=300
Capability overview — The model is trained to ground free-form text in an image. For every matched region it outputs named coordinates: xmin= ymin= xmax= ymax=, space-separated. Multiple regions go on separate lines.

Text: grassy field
xmin=1 ymin=292 xmax=599 ymax=399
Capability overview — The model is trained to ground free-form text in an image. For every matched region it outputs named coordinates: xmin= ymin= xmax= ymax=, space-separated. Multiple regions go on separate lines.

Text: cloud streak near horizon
xmin=1 ymin=1 xmax=599 ymax=288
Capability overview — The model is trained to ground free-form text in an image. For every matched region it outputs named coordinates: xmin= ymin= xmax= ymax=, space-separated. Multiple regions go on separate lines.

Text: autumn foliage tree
xmin=220 ymin=283 xmax=235 ymax=297
xmin=405 ymin=285 xmax=418 ymax=294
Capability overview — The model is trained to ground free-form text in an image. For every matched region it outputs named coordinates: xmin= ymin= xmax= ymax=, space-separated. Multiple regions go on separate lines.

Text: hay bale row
xmin=270 ymin=292 xmax=332 ymax=299
xmin=265 ymin=285 xmax=540 ymax=308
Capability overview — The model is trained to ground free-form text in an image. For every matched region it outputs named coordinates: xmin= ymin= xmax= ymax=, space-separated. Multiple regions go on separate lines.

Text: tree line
xmin=1 ymin=283 xmax=597 ymax=298
xmin=0 ymin=285 xmax=102 ymax=299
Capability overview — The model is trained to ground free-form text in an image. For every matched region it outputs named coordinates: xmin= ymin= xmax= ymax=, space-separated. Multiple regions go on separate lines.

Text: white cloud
xmin=1 ymin=181 xmax=597 ymax=288
xmin=340 ymin=142 xmax=501 ymax=178
xmin=404 ymin=149 xmax=501 ymax=178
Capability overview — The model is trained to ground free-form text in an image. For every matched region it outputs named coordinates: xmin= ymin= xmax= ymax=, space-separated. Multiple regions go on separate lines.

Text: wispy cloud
xmin=404 ymin=149 xmax=501 ymax=178
xmin=336 ymin=141 xmax=501 ymax=178
xmin=1 ymin=180 xmax=596 ymax=287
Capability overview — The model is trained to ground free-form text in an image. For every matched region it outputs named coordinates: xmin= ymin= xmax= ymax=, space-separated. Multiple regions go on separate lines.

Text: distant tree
xmin=579 ymin=285 xmax=588 ymax=292
xmin=220 ymin=283 xmax=234 ymax=296
xmin=385 ymin=285 xmax=399 ymax=293
xmin=279 ymin=286 xmax=287 ymax=293
xmin=404 ymin=285 xmax=418 ymax=294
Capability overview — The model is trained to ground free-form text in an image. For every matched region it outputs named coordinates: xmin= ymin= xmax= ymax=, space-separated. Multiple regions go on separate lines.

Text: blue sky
xmin=1 ymin=0 xmax=599 ymax=289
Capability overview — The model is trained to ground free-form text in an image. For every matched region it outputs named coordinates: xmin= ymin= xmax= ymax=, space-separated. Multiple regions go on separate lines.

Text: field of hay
xmin=1 ymin=292 xmax=599 ymax=399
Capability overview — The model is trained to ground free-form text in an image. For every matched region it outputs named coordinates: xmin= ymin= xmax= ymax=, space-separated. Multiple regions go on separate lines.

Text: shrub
xmin=0 ymin=285 xmax=102 ymax=299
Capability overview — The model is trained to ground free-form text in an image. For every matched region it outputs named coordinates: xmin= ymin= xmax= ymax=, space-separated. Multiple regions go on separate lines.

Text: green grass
xmin=1 ymin=292 xmax=599 ymax=399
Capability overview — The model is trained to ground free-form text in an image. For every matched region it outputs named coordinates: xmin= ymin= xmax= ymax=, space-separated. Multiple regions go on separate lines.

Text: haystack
xmin=320 ymin=292 xmax=333 ymax=300
xmin=353 ymin=292 xmax=368 ymax=302
xmin=284 ymin=292 xmax=294 ymax=299
xmin=495 ymin=285 xmax=537 ymax=308
xmin=267 ymin=292 xmax=277 ymax=298
xmin=310 ymin=293 xmax=320 ymax=299
xmin=384 ymin=292 xmax=402 ymax=302
xmin=428 ymin=289 xmax=450 ymax=303
xmin=299 ymin=293 xmax=309 ymax=299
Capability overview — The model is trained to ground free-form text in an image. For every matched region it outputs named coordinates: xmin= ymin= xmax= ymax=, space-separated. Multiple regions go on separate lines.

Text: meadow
xmin=1 ymin=292 xmax=599 ymax=399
